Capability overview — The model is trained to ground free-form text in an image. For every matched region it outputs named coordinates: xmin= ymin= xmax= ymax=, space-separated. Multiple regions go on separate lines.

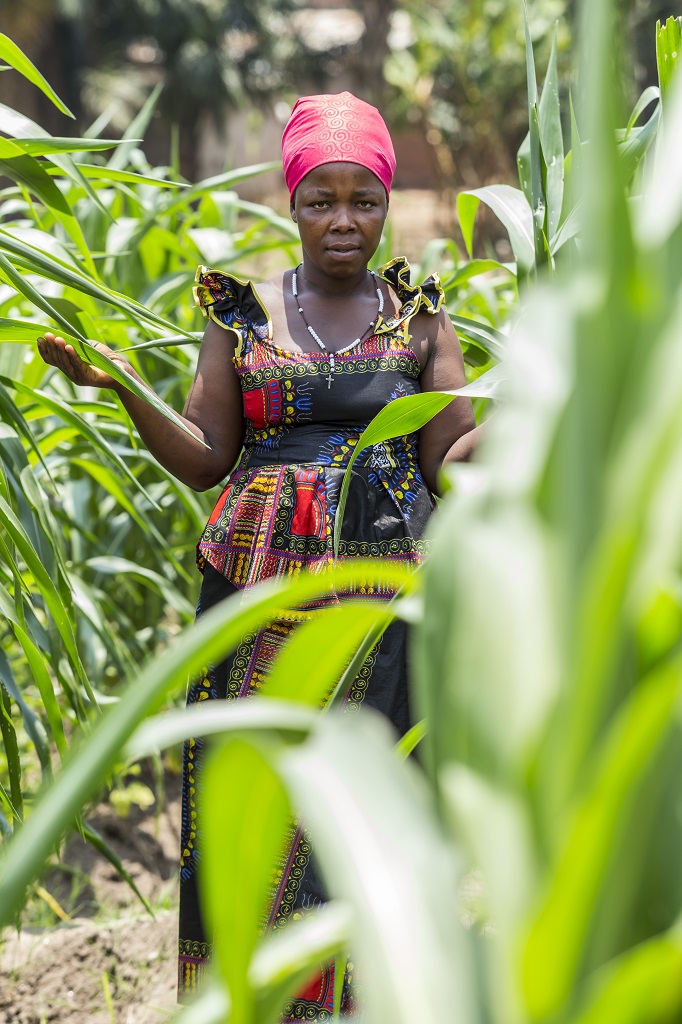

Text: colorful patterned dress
xmin=178 ymin=257 xmax=443 ymax=1016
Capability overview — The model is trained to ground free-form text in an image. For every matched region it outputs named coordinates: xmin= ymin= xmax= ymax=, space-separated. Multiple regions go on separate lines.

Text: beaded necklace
xmin=291 ymin=264 xmax=384 ymax=388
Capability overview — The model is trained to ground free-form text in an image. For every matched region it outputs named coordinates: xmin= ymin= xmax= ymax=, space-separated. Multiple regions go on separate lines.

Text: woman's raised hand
xmin=37 ymin=332 xmax=131 ymax=390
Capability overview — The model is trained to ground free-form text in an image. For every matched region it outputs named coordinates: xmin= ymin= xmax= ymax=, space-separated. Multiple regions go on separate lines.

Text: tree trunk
xmin=353 ymin=0 xmax=395 ymax=108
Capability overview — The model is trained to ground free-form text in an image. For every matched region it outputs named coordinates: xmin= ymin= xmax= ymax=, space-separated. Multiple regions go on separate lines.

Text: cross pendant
xmin=325 ymin=372 xmax=333 ymax=389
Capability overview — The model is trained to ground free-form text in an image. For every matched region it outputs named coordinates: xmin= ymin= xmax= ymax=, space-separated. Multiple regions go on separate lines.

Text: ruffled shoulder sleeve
xmin=374 ymin=256 xmax=444 ymax=336
xmin=193 ymin=266 xmax=272 ymax=357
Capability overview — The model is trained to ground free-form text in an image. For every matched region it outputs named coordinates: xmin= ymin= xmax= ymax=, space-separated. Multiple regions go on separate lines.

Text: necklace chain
xmin=291 ymin=264 xmax=384 ymax=388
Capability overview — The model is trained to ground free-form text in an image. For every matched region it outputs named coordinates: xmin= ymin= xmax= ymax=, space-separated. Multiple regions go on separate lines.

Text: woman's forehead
xmin=296 ymin=162 xmax=385 ymax=196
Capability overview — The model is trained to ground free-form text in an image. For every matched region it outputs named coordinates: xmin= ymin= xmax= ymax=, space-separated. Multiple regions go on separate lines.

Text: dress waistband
xmin=237 ymin=424 xmax=417 ymax=473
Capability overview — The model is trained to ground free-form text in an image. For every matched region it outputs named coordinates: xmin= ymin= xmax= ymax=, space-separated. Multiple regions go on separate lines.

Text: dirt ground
xmin=0 ymin=786 xmax=485 ymax=1024
xmin=0 ymin=774 xmax=183 ymax=1024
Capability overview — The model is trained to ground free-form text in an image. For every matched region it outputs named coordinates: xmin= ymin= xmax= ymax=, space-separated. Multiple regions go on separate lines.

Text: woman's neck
xmin=297 ymin=257 xmax=375 ymax=298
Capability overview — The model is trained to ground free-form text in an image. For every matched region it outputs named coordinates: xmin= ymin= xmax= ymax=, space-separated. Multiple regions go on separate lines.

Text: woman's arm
xmin=415 ymin=308 xmax=479 ymax=495
xmin=37 ymin=320 xmax=245 ymax=491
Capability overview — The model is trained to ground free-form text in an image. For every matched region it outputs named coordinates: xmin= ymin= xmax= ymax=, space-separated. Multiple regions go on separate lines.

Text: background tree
xmin=384 ymin=0 xmax=572 ymax=188
xmin=0 ymin=1 xmax=672 ymax=187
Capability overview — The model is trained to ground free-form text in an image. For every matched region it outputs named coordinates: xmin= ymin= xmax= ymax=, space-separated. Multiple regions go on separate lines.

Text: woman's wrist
xmin=109 ymin=361 xmax=139 ymax=396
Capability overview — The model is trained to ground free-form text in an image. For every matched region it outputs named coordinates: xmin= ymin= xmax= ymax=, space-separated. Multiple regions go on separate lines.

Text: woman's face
xmin=291 ymin=162 xmax=388 ymax=278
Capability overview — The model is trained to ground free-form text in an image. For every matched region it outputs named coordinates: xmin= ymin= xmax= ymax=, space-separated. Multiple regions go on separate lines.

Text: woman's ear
xmin=290 ymin=204 xmax=297 ymax=223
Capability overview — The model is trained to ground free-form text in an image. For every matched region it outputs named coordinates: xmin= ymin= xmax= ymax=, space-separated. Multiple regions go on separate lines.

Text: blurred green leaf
xmin=656 ymin=16 xmax=682 ymax=98
xmin=453 ymin=362 xmax=507 ymax=399
xmin=569 ymin=932 xmax=682 ymax=1024
xmin=396 ymin=720 xmax=427 ymax=759
xmin=524 ymin=657 xmax=682 ymax=1018
xmin=280 ymin=712 xmax=477 ymax=1024
xmin=126 ymin=702 xmax=316 ymax=763
xmin=0 ymin=34 xmax=73 ymax=117
xmin=252 ymin=902 xmax=351 ymax=1023
xmin=202 ymin=737 xmax=290 ymax=1024
xmin=171 ymin=982 xmax=230 ymax=1024
xmin=260 ymin=602 xmax=394 ymax=708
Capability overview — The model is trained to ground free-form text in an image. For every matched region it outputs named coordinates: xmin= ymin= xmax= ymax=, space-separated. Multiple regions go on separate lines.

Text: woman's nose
xmin=331 ymin=205 xmax=355 ymax=230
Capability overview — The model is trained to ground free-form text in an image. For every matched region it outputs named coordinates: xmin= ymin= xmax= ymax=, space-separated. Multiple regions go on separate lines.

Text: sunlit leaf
xmin=656 ymin=16 xmax=682 ymax=98
xmin=13 ymin=138 xmax=132 ymax=156
xmin=202 ymin=737 xmax=290 ymax=1024
xmin=538 ymin=27 xmax=565 ymax=240
xmin=457 ymin=186 xmax=535 ymax=278
xmin=0 ymin=35 xmax=73 ymax=117
xmin=50 ymin=164 xmax=189 ymax=188
xmin=280 ymin=713 xmax=477 ymax=1024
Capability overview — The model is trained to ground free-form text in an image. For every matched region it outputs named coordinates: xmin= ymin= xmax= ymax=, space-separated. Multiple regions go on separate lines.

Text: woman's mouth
xmin=327 ymin=246 xmax=361 ymax=258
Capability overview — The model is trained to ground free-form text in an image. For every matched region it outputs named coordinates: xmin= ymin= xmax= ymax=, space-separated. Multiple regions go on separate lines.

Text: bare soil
xmin=0 ymin=775 xmax=182 ymax=1024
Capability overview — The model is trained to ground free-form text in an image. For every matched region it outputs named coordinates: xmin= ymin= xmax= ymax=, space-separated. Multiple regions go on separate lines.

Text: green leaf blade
xmin=0 ymin=35 xmax=73 ymax=117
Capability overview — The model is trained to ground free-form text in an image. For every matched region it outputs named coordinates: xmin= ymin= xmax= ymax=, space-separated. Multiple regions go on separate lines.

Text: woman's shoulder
xmin=375 ymin=256 xmax=445 ymax=336
xmin=193 ymin=266 xmax=274 ymax=336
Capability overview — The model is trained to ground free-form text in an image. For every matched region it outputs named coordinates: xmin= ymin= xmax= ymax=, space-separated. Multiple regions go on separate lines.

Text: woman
xmin=38 ymin=91 xmax=479 ymax=1018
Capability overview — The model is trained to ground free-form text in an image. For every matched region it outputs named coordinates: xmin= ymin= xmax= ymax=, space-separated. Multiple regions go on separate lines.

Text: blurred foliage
xmin=80 ymin=0 xmax=301 ymax=123
xmin=385 ymin=0 xmax=571 ymax=186
xmin=455 ymin=14 xmax=661 ymax=282
xmin=0 ymin=0 xmax=672 ymax=190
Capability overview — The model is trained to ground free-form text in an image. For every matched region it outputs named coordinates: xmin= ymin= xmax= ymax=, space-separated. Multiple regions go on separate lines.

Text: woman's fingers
xmin=37 ymin=332 xmax=90 ymax=384
xmin=51 ymin=337 xmax=77 ymax=378
xmin=37 ymin=332 xmax=59 ymax=364
xmin=36 ymin=332 xmax=121 ymax=389
xmin=37 ymin=333 xmax=65 ymax=370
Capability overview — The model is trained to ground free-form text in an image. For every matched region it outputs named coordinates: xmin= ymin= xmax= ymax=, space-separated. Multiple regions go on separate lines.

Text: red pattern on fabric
xmin=297 ymin=964 xmax=334 ymax=1008
xmin=242 ymin=380 xmax=283 ymax=428
xmin=291 ymin=469 xmax=326 ymax=537
xmin=206 ymin=482 xmax=233 ymax=526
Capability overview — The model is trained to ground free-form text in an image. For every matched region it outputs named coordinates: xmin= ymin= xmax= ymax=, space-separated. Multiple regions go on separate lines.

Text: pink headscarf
xmin=282 ymin=91 xmax=396 ymax=199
